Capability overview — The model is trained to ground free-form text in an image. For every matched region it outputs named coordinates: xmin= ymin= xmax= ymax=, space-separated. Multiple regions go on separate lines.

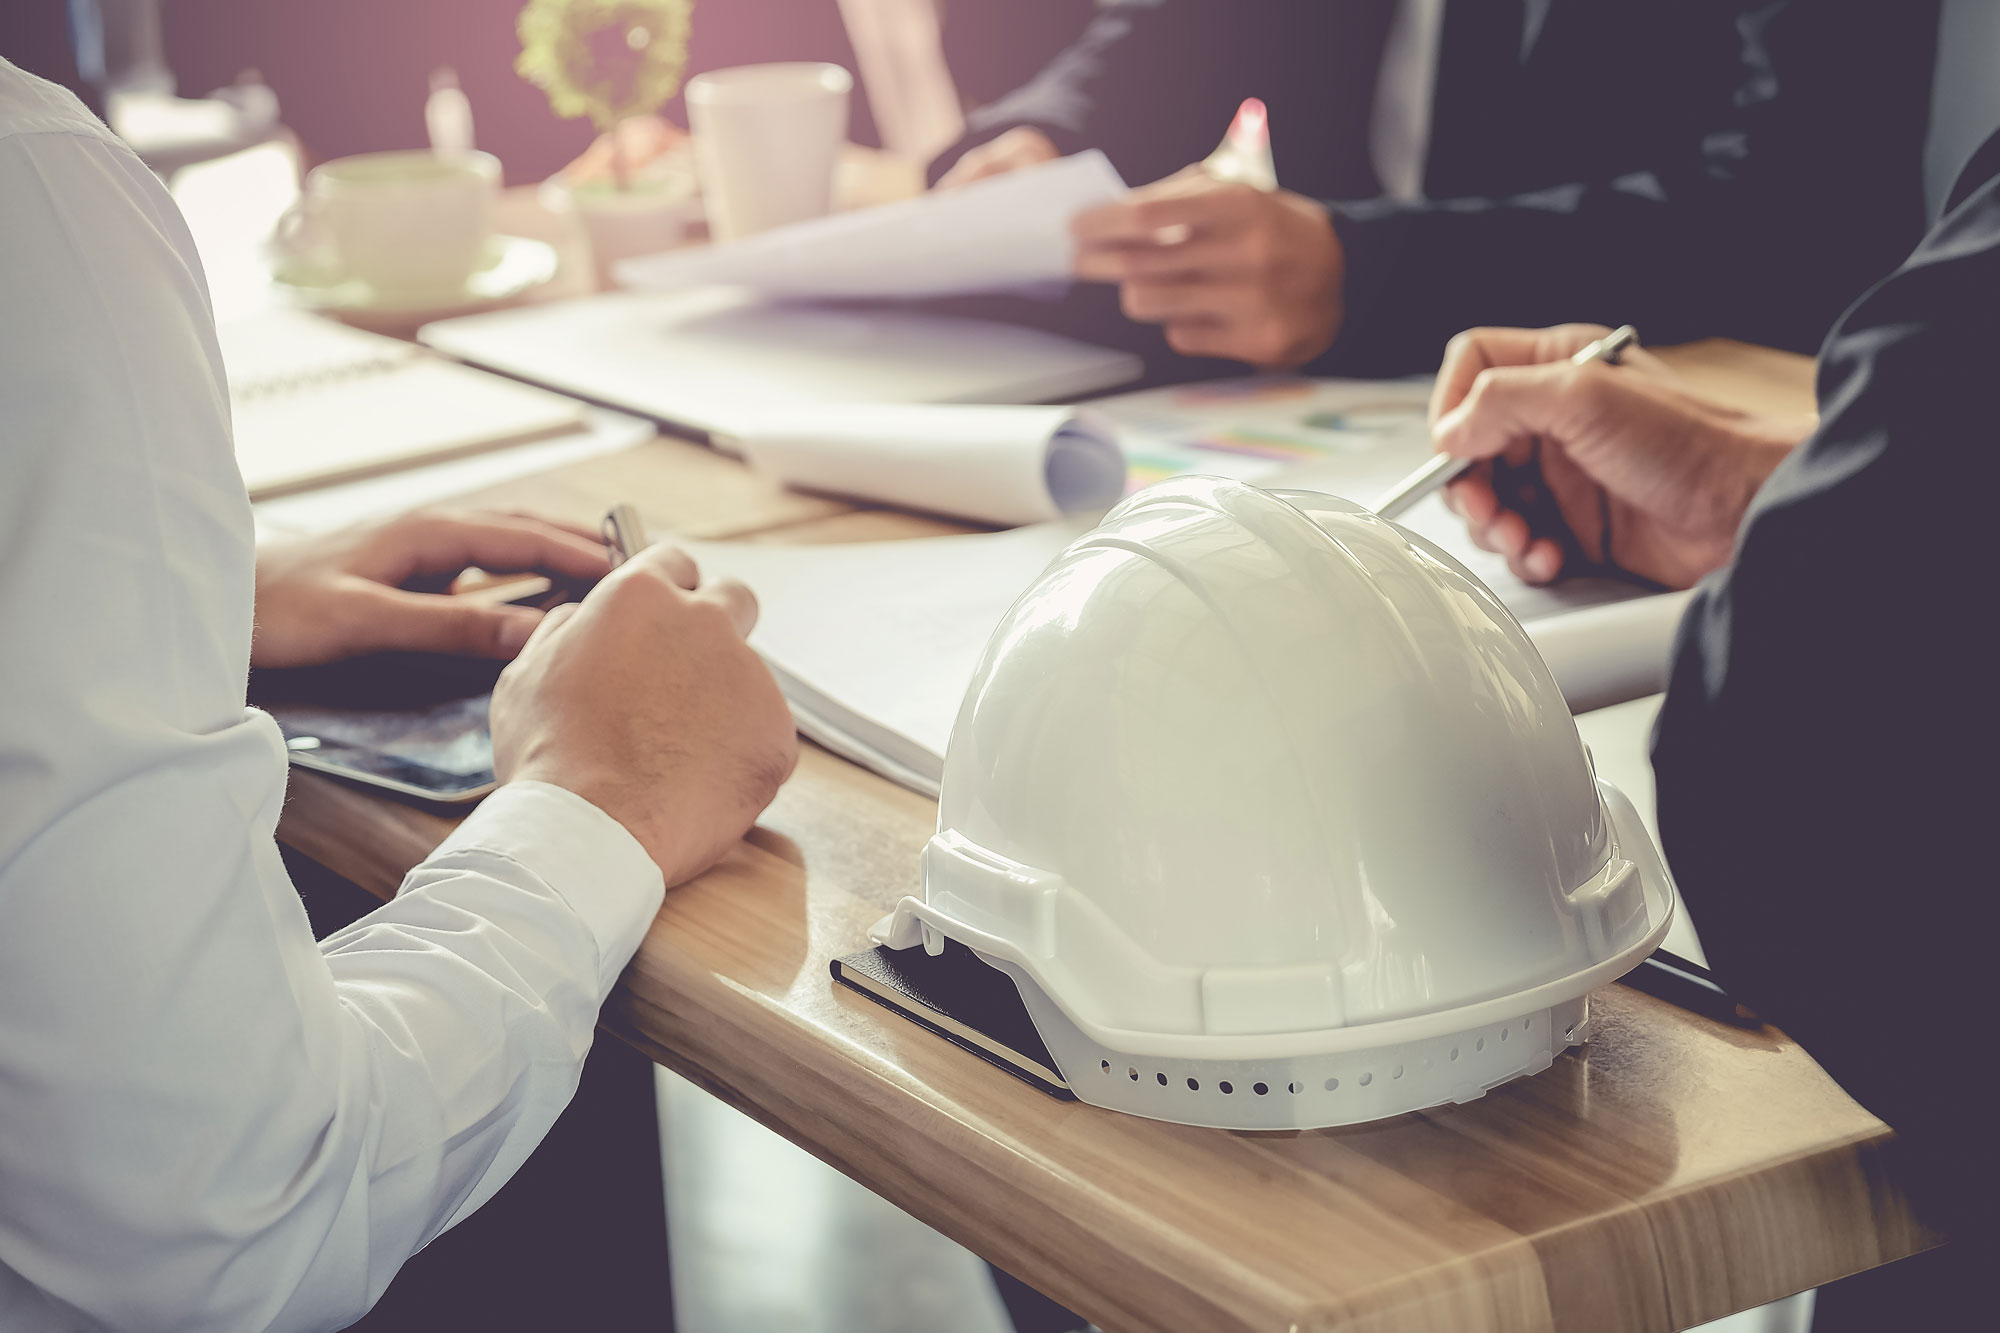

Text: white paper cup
xmin=687 ymin=63 xmax=851 ymax=242
xmin=291 ymin=149 xmax=501 ymax=293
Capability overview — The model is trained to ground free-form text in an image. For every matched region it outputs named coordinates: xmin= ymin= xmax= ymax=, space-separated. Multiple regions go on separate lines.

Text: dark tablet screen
xmin=268 ymin=693 xmax=495 ymax=802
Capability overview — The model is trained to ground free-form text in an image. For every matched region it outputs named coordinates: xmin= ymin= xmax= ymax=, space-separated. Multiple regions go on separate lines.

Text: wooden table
xmin=277 ymin=341 xmax=1936 ymax=1333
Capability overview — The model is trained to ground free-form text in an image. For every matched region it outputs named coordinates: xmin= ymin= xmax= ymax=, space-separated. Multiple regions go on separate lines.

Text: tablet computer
xmin=252 ymin=651 xmax=506 ymax=805
xmin=269 ymin=693 xmax=497 ymax=804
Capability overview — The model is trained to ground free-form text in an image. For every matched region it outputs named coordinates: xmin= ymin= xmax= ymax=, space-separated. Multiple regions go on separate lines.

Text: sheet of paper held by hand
xmin=615 ymin=150 xmax=1127 ymax=300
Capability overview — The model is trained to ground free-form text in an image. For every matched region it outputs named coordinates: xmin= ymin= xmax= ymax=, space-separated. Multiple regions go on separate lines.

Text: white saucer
xmin=274 ymin=235 xmax=559 ymax=330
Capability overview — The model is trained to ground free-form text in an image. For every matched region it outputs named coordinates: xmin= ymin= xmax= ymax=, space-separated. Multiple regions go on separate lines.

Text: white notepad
xmin=220 ymin=310 xmax=590 ymax=498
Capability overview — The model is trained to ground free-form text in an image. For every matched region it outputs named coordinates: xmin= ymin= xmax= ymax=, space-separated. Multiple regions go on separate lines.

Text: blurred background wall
xmin=157 ymin=0 xmax=1089 ymax=181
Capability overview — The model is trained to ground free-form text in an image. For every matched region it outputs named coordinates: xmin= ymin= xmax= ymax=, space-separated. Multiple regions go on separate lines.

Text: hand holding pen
xmin=1410 ymin=323 xmax=1810 ymax=590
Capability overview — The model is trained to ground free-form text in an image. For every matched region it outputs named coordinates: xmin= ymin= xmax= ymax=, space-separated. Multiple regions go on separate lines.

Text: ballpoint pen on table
xmin=1373 ymin=324 xmax=1639 ymax=521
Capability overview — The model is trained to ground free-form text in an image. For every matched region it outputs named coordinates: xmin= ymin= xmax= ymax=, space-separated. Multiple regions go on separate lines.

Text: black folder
xmin=830 ymin=938 xmax=1073 ymax=1100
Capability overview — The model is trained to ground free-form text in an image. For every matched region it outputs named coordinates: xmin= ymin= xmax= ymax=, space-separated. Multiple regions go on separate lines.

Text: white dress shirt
xmin=1369 ymin=0 xmax=1445 ymax=205
xmin=0 ymin=59 xmax=665 ymax=1332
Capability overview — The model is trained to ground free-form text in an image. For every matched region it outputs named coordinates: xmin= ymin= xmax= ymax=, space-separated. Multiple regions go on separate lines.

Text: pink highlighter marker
xmin=1202 ymin=97 xmax=1279 ymax=192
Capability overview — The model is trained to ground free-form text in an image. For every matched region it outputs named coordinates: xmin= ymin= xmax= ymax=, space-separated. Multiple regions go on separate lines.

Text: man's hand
xmin=492 ymin=545 xmax=798 ymax=887
xmin=1071 ymin=167 xmax=1344 ymax=367
xmin=934 ymin=126 xmax=1060 ymax=189
xmin=1430 ymin=325 xmax=1814 ymax=589
xmin=253 ymin=510 xmax=615 ymax=669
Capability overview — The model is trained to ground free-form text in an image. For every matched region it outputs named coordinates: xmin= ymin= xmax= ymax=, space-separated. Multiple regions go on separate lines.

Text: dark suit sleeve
xmin=927 ymin=0 xmax=1172 ymax=184
xmin=1650 ymin=130 xmax=2000 ymax=1250
xmin=1316 ymin=0 xmax=1938 ymax=375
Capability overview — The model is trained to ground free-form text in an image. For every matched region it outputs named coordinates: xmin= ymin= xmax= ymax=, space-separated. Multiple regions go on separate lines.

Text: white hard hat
xmin=874 ymin=477 xmax=1674 ymax=1130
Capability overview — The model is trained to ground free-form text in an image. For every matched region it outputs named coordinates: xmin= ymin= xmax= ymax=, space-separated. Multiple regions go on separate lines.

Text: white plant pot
xmin=548 ymin=179 xmax=702 ymax=290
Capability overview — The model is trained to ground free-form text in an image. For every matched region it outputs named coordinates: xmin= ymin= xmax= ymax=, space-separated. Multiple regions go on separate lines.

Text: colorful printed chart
xmin=1091 ymin=376 xmax=1436 ymax=498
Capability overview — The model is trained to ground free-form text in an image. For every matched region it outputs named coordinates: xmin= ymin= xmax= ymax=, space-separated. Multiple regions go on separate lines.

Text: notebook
xmin=220 ymin=310 xmax=590 ymax=498
xmin=831 ymin=938 xmax=1072 ymax=1099
xmin=416 ymin=288 xmax=1142 ymax=440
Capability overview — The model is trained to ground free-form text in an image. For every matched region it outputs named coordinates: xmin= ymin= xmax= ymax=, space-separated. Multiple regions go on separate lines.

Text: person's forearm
xmin=316 ymin=781 xmax=664 ymax=1247
xmin=1651 ymin=132 xmax=2000 ymax=1245
xmin=1314 ymin=185 xmax=1838 ymax=379
xmin=0 ymin=723 xmax=661 ymax=1330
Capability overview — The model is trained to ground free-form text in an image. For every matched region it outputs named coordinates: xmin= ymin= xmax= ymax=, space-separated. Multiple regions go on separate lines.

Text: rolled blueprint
xmin=727 ymin=403 xmax=1127 ymax=527
xmin=1533 ymin=589 xmax=1697 ymax=714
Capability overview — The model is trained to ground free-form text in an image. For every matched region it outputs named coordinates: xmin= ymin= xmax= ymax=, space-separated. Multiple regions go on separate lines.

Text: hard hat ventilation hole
xmin=1035 ymin=1003 xmax=1594 ymax=1127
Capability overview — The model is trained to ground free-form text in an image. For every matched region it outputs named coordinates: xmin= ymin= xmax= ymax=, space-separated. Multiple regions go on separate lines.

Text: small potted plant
xmin=518 ymin=0 xmax=702 ymax=287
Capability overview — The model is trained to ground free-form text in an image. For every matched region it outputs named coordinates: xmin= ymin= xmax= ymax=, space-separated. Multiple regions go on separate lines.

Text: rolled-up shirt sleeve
xmin=0 ymin=79 xmax=663 ymax=1333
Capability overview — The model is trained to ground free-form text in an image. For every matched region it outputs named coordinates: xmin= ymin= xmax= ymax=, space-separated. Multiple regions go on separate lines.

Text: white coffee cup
xmin=687 ymin=63 xmax=852 ymax=242
xmin=286 ymin=149 xmax=501 ymax=293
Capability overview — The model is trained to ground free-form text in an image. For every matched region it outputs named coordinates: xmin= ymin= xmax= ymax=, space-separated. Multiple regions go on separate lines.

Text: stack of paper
xmin=687 ymin=523 xmax=1092 ymax=794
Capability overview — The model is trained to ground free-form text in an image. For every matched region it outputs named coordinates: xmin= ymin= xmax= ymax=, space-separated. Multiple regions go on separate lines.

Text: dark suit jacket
xmin=1653 ymin=128 xmax=2000 ymax=1317
xmin=933 ymin=0 xmax=1940 ymax=375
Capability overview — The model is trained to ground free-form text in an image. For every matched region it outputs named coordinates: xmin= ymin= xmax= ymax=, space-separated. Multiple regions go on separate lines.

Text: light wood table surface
xmin=276 ymin=341 xmax=1935 ymax=1333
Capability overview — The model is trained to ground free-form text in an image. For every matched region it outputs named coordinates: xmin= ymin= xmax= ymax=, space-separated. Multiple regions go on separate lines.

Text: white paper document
xmin=687 ymin=523 xmax=1093 ymax=793
xmin=729 ymin=404 xmax=1127 ymax=527
xmin=616 ymin=150 xmax=1127 ymax=299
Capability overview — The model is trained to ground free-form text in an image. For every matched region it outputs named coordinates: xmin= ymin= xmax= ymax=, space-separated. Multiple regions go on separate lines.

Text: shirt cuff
xmin=425 ymin=780 xmax=666 ymax=993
